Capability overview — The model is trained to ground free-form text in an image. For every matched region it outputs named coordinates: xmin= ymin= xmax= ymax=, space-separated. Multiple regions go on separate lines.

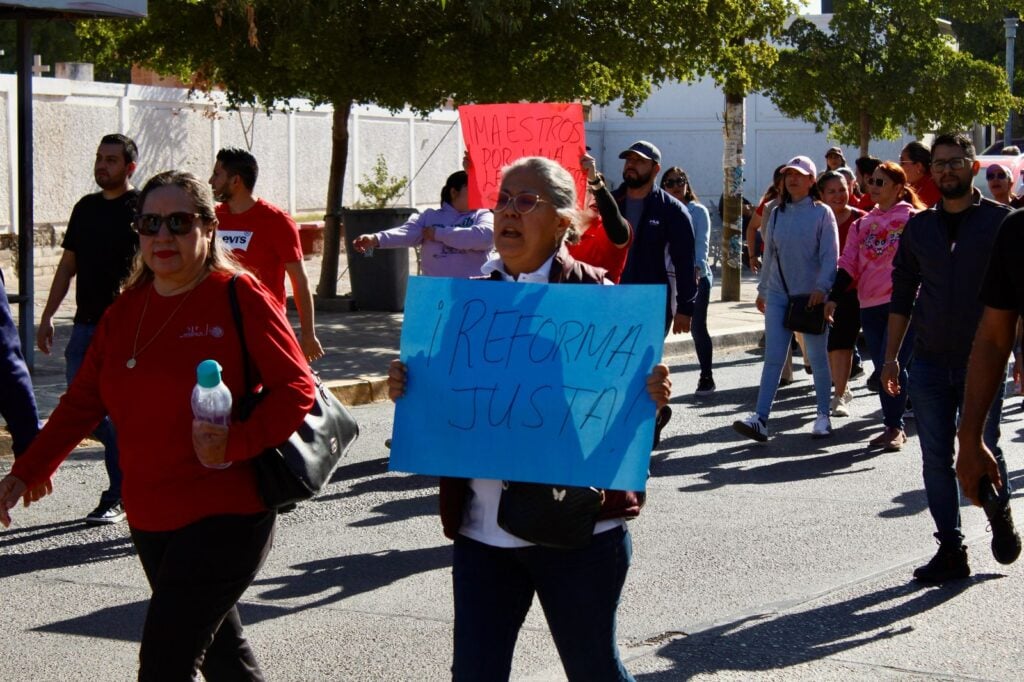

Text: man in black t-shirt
xmin=957 ymin=211 xmax=1024 ymax=564
xmin=36 ymin=134 xmax=140 ymax=525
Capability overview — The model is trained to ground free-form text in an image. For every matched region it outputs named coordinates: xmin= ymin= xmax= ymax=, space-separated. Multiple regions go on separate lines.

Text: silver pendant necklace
xmin=127 ymin=278 xmax=202 ymax=369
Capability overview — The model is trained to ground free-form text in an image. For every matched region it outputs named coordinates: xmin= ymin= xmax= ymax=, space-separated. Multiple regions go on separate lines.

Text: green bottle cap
xmin=196 ymin=359 xmax=223 ymax=388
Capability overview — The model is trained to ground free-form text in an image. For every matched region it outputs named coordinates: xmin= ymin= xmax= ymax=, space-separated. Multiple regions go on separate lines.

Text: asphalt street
xmin=1 ymin=347 xmax=1022 ymax=680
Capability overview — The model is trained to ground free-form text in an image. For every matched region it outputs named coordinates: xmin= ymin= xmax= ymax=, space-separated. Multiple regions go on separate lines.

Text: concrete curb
xmin=326 ymin=377 xmax=391 ymax=407
xmin=330 ymin=326 xmax=767 ymax=408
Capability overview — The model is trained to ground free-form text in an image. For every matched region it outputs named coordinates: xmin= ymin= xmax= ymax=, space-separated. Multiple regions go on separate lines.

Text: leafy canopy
xmin=78 ymin=0 xmax=796 ymax=113
xmin=765 ymin=0 xmax=1024 ymax=152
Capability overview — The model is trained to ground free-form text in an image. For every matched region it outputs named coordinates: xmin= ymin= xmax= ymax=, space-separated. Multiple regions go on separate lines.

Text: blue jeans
xmin=908 ymin=358 xmax=1009 ymax=546
xmin=692 ymin=275 xmax=713 ymax=377
xmin=859 ymin=303 xmax=913 ymax=429
xmin=0 ymin=269 xmax=40 ymax=455
xmin=756 ymin=290 xmax=832 ymax=421
xmin=452 ymin=527 xmax=633 ymax=682
xmin=66 ymin=323 xmax=121 ymax=504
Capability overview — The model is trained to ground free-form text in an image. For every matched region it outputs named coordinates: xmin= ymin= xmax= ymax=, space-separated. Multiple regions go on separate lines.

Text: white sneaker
xmin=733 ymin=413 xmax=768 ymax=442
xmin=811 ymin=413 xmax=832 ymax=439
xmin=831 ymin=390 xmax=852 ymax=417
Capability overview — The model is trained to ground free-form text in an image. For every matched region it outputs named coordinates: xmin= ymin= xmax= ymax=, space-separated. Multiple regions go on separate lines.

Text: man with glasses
xmin=209 ymin=148 xmax=323 ymax=362
xmin=36 ymin=134 xmax=140 ymax=525
xmin=882 ymin=132 xmax=1018 ymax=583
xmin=614 ymin=140 xmax=696 ymax=445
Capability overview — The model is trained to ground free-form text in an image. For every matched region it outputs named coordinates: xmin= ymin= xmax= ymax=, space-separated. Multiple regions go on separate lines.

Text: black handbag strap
xmin=769 ymin=203 xmax=824 ymax=297
xmin=227 ymin=274 xmax=257 ymax=394
xmin=768 ymin=208 xmax=792 ymax=296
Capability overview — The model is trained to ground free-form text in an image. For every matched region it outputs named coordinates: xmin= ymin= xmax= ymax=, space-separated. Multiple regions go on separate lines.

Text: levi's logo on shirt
xmin=219 ymin=230 xmax=254 ymax=251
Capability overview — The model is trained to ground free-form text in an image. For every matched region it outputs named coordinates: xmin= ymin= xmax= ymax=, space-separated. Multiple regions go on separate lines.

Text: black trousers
xmin=130 ymin=511 xmax=276 ymax=681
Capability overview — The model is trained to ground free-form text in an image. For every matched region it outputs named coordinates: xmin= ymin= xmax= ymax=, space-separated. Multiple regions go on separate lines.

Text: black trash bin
xmin=343 ymin=207 xmax=417 ymax=312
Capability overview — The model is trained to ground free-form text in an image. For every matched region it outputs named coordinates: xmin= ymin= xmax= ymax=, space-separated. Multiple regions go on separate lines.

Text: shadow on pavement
xmin=34 ymin=600 xmax=146 ymax=642
xmin=635 ymin=576 xmax=997 ymax=680
xmin=34 ymin=545 xmax=454 ymax=642
xmin=250 ymin=545 xmax=452 ymax=613
xmin=0 ymin=522 xmax=134 ymax=580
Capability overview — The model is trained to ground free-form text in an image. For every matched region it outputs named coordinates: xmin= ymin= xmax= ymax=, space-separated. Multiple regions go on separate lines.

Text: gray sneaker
xmin=85 ymin=500 xmax=126 ymax=526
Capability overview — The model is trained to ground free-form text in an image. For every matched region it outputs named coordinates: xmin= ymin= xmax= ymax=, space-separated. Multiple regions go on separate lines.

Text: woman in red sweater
xmin=0 ymin=170 xmax=314 ymax=680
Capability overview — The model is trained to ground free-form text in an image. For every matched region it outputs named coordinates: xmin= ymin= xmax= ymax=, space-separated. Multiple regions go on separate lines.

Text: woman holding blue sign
xmin=388 ymin=156 xmax=671 ymax=682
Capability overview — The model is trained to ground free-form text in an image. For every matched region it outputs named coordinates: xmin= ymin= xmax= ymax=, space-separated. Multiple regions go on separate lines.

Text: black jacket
xmin=614 ymin=187 xmax=696 ymax=317
xmin=890 ymin=190 xmax=1009 ymax=366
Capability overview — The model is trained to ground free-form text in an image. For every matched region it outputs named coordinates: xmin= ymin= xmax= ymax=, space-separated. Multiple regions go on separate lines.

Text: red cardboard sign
xmin=459 ymin=103 xmax=587 ymax=210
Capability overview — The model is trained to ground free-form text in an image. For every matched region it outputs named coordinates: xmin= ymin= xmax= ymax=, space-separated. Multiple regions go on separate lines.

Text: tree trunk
xmin=859 ymin=109 xmax=871 ymax=158
xmin=317 ymin=101 xmax=353 ymax=298
xmin=720 ymin=91 xmax=744 ymax=302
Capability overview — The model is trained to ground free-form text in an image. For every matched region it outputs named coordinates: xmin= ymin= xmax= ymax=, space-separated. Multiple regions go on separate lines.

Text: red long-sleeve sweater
xmin=12 ymin=271 xmax=315 ymax=531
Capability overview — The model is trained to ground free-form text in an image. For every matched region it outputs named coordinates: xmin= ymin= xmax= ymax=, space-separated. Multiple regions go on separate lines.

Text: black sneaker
xmin=695 ymin=376 xmax=716 ymax=396
xmin=653 ymin=405 xmax=673 ymax=448
xmin=913 ymin=543 xmax=970 ymax=583
xmin=866 ymin=372 xmax=881 ymax=393
xmin=85 ymin=500 xmax=126 ymax=526
xmin=979 ymin=475 xmax=1022 ymax=565
xmin=849 ymin=363 xmax=865 ymax=379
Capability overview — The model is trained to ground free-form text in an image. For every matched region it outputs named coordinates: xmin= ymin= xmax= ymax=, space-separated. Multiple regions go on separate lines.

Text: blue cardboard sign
xmin=388 ymin=276 xmax=666 ymax=491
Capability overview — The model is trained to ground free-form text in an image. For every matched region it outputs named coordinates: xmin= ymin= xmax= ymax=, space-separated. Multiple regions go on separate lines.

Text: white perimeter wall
xmin=0 ymin=74 xmax=464 ymax=234
xmin=1 ymin=64 xmax=928 ymax=236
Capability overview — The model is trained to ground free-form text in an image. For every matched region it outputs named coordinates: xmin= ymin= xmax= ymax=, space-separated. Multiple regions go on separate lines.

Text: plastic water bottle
xmin=191 ymin=359 xmax=232 ymax=469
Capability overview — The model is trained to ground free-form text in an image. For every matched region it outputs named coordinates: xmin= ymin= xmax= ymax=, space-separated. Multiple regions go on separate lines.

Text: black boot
xmin=913 ymin=542 xmax=970 ymax=583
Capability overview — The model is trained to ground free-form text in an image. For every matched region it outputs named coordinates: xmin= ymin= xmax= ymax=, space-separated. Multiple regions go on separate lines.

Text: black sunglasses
xmin=134 ymin=212 xmax=201 ymax=236
xmin=662 ymin=177 xmax=687 ymax=189
xmin=987 ymin=171 xmax=1008 ymax=180
xmin=866 ymin=178 xmax=888 ymax=187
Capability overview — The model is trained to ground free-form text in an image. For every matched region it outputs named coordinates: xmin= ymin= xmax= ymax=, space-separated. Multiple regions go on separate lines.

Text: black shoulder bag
xmin=769 ymin=208 xmax=828 ymax=336
xmin=228 ymin=275 xmax=359 ymax=509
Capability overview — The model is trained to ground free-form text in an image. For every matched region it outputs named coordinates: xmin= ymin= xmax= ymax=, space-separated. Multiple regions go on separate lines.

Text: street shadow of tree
xmin=634 ymin=576 xmax=995 ymax=680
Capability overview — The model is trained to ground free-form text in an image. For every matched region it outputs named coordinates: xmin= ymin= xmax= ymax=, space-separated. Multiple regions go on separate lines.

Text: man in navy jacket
xmin=614 ymin=140 xmax=696 ymax=445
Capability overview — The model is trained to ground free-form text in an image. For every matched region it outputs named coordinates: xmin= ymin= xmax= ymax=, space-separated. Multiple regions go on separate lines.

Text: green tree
xmin=765 ymin=0 xmax=1023 ymax=156
xmin=0 ymin=18 xmax=129 ymax=80
xmin=78 ymin=0 xmax=795 ymax=297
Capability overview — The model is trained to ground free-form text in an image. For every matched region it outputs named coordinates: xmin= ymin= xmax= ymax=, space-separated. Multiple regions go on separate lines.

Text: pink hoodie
xmin=838 ymin=201 xmax=917 ymax=308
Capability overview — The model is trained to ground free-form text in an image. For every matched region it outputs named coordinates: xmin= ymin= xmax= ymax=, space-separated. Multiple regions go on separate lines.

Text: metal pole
xmin=16 ymin=15 xmax=34 ymax=371
xmin=1005 ymin=17 xmax=1018 ymax=149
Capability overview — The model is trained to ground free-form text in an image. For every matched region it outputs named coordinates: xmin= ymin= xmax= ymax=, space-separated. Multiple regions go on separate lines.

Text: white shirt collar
xmin=480 ymin=253 xmax=556 ymax=283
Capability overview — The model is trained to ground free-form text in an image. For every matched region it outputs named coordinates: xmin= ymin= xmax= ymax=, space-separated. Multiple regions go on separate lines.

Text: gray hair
xmin=501 ymin=156 xmax=581 ymax=244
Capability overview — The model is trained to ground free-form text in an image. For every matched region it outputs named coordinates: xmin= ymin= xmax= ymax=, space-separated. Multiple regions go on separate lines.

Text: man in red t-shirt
xmin=210 ymin=148 xmax=323 ymax=361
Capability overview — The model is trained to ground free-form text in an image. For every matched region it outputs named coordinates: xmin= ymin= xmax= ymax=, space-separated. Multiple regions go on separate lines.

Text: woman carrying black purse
xmin=388 ymin=156 xmax=671 ymax=682
xmin=733 ymin=155 xmax=839 ymax=442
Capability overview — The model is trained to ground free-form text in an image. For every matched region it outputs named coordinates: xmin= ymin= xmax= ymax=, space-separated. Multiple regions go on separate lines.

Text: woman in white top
xmin=388 ymin=157 xmax=670 ymax=682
